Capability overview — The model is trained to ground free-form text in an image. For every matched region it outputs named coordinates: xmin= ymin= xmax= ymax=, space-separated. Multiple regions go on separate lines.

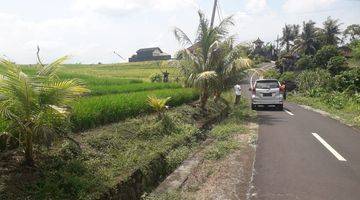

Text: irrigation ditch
xmin=99 ymin=100 xmax=230 ymax=200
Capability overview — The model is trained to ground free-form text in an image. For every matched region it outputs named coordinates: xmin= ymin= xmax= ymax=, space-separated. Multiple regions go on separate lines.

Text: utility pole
xmin=210 ymin=0 xmax=218 ymax=28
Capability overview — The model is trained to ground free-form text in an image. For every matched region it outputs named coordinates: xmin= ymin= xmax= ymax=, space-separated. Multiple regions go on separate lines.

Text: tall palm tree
xmin=281 ymin=24 xmax=300 ymax=53
xmin=174 ymin=11 xmax=234 ymax=110
xmin=293 ymin=20 xmax=318 ymax=55
xmin=321 ymin=17 xmax=342 ymax=46
xmin=213 ymin=39 xmax=253 ymax=100
xmin=0 ymin=57 xmax=89 ymax=165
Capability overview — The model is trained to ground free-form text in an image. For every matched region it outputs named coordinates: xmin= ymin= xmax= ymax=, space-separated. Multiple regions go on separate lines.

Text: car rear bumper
xmin=252 ymin=99 xmax=283 ymax=105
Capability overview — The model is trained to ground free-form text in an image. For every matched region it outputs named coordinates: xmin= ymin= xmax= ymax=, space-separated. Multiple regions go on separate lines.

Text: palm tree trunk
xmin=200 ymin=86 xmax=209 ymax=111
xmin=24 ymin=132 xmax=34 ymax=166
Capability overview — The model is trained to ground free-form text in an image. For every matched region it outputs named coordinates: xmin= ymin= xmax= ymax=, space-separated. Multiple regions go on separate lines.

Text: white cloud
xmin=282 ymin=0 xmax=338 ymax=13
xmin=72 ymin=0 xmax=199 ymax=14
xmin=245 ymin=0 xmax=268 ymax=13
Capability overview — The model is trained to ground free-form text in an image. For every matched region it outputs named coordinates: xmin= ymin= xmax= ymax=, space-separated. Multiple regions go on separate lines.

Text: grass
xmin=288 ymin=93 xmax=360 ymax=128
xmin=89 ymin=82 xmax=182 ymax=96
xmin=71 ymin=88 xmax=199 ymax=132
xmin=0 ymin=100 xmax=229 ymax=200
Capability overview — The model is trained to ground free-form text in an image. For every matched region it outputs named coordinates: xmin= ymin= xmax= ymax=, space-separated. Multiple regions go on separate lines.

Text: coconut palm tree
xmin=174 ymin=11 xmax=234 ymax=110
xmin=0 ymin=57 xmax=89 ymax=165
xmin=343 ymin=24 xmax=360 ymax=42
xmin=321 ymin=17 xmax=342 ymax=46
xmin=281 ymin=24 xmax=300 ymax=53
xmin=212 ymin=39 xmax=253 ymax=100
xmin=293 ymin=20 xmax=319 ymax=55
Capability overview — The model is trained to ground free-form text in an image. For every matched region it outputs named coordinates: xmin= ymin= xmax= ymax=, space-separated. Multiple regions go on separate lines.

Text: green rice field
xmin=0 ymin=61 xmax=195 ymax=132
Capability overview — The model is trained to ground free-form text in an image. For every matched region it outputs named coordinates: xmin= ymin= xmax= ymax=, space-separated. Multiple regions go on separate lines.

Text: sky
xmin=0 ymin=0 xmax=359 ymax=64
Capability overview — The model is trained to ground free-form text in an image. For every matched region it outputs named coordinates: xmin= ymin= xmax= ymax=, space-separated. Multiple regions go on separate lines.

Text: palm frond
xmin=37 ymin=56 xmax=68 ymax=78
xmin=174 ymin=28 xmax=193 ymax=47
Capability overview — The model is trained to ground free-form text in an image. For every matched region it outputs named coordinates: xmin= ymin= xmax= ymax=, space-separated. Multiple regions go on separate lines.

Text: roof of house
xmin=136 ymin=47 xmax=163 ymax=54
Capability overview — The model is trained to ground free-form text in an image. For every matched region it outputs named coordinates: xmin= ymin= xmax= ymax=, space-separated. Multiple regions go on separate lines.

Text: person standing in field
xmin=234 ymin=83 xmax=242 ymax=105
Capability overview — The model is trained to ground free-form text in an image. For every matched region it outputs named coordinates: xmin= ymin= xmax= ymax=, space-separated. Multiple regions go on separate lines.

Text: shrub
xmin=71 ymin=88 xmax=199 ymax=132
xmin=327 ymin=56 xmax=348 ymax=76
xmin=296 ymin=69 xmax=332 ymax=92
xmin=295 ymin=55 xmax=315 ymax=70
xmin=314 ymin=45 xmax=340 ymax=68
xmin=262 ymin=69 xmax=280 ymax=79
xmin=279 ymin=71 xmax=296 ymax=83
xmin=150 ymin=73 xmax=162 ymax=82
xmin=333 ymin=67 xmax=360 ymax=93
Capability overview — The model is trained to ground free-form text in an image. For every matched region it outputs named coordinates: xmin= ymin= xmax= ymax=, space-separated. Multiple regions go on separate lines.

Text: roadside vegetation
xmin=0 ymin=9 xmax=254 ymax=200
xmin=260 ymin=17 xmax=359 ymax=128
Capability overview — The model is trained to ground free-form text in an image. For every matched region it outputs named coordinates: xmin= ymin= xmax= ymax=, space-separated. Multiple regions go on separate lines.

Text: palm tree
xmin=321 ymin=17 xmax=342 ymax=46
xmin=174 ymin=11 xmax=234 ymax=110
xmin=343 ymin=24 xmax=360 ymax=42
xmin=0 ymin=57 xmax=89 ymax=165
xmin=280 ymin=24 xmax=300 ymax=53
xmin=293 ymin=20 xmax=318 ymax=55
xmin=213 ymin=39 xmax=253 ymax=100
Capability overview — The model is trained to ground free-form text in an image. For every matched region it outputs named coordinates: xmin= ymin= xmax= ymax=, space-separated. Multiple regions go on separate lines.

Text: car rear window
xmin=255 ymin=81 xmax=279 ymax=89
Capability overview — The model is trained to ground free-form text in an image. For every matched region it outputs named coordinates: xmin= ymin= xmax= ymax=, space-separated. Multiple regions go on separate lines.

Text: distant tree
xmin=314 ymin=45 xmax=340 ymax=68
xmin=320 ymin=17 xmax=342 ymax=46
xmin=327 ymin=56 xmax=348 ymax=76
xmin=280 ymin=24 xmax=300 ymax=53
xmin=295 ymin=55 xmax=315 ymax=70
xmin=0 ymin=57 xmax=89 ymax=165
xmin=343 ymin=24 xmax=360 ymax=42
xmin=293 ymin=20 xmax=319 ymax=55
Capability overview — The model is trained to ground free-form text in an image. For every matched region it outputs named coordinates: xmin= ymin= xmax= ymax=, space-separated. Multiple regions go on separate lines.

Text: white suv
xmin=251 ymin=79 xmax=284 ymax=110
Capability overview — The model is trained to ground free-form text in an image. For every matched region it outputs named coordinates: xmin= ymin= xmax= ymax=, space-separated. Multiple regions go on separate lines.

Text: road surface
xmin=245 ymin=63 xmax=360 ymax=200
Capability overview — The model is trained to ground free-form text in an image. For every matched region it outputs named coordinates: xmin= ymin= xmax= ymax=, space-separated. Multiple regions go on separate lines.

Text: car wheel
xmin=277 ymin=104 xmax=283 ymax=111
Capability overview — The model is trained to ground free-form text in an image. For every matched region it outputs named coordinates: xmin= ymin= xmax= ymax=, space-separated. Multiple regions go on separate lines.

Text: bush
xmin=150 ymin=73 xmax=162 ymax=82
xmin=333 ymin=67 xmax=360 ymax=93
xmin=314 ymin=45 xmax=340 ymax=68
xmin=71 ymin=88 xmax=199 ymax=132
xmin=262 ymin=69 xmax=280 ymax=79
xmin=327 ymin=56 xmax=348 ymax=76
xmin=296 ymin=69 xmax=332 ymax=92
xmin=295 ymin=55 xmax=315 ymax=70
xmin=279 ymin=71 xmax=296 ymax=83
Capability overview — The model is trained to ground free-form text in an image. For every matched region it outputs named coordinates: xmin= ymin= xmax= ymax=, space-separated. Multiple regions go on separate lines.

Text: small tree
xmin=0 ymin=57 xmax=89 ymax=165
xmin=147 ymin=96 xmax=171 ymax=119
xmin=295 ymin=55 xmax=315 ymax=70
xmin=327 ymin=56 xmax=348 ymax=76
xmin=314 ymin=45 xmax=340 ymax=68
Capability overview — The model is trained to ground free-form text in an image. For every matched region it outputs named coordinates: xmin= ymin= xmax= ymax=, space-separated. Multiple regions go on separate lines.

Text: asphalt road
xmin=245 ymin=63 xmax=360 ymax=200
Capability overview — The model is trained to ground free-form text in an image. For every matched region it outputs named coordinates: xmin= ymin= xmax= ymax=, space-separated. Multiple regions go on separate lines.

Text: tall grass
xmin=58 ymin=73 xmax=143 ymax=86
xmin=89 ymin=83 xmax=182 ymax=96
xmin=71 ymin=88 xmax=199 ymax=132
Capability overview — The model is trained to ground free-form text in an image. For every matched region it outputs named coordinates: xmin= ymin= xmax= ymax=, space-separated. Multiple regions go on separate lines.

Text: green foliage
xmin=320 ymin=17 xmax=342 ymax=46
xmin=0 ymin=57 xmax=89 ymax=164
xmin=204 ymin=140 xmax=240 ymax=160
xmin=71 ymin=88 xmax=199 ymax=132
xmin=279 ymin=72 xmax=296 ymax=83
xmin=149 ymin=73 xmax=162 ymax=83
xmin=295 ymin=55 xmax=315 ymax=70
xmin=166 ymin=146 xmax=192 ymax=171
xmin=327 ymin=56 xmax=348 ymax=76
xmin=333 ymin=67 xmax=360 ymax=93
xmin=90 ymin=83 xmax=181 ymax=96
xmin=262 ymin=69 xmax=280 ymax=79
xmin=351 ymin=40 xmax=360 ymax=61
xmin=296 ymin=69 xmax=332 ymax=92
xmin=314 ymin=45 xmax=340 ymax=68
